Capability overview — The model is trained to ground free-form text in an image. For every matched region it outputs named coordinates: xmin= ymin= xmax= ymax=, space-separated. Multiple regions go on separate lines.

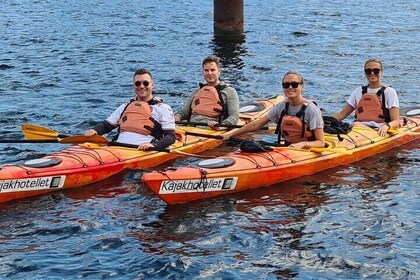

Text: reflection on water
xmin=1 ymin=0 xmax=419 ymax=278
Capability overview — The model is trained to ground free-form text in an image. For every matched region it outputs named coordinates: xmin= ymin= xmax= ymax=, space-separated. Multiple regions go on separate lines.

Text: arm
xmin=377 ymin=107 xmax=400 ymax=137
xmin=174 ymin=90 xmax=197 ymax=121
xmin=291 ymin=128 xmax=325 ymax=149
xmin=220 ymin=87 xmax=240 ymax=126
xmin=332 ymin=103 xmax=355 ymax=121
xmin=222 ymin=116 xmax=271 ymax=140
xmin=151 ymin=129 xmax=176 ymax=150
xmin=84 ymin=120 xmax=117 ymax=136
xmin=144 ymin=103 xmax=176 ymax=150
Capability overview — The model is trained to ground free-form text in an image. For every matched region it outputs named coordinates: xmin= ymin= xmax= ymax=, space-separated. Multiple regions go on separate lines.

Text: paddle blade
xmin=21 ymin=123 xmax=60 ymax=140
xmin=59 ymin=135 xmax=109 ymax=144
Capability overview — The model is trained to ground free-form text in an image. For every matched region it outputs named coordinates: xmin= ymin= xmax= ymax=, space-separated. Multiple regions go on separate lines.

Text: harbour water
xmin=0 ymin=0 xmax=419 ymax=279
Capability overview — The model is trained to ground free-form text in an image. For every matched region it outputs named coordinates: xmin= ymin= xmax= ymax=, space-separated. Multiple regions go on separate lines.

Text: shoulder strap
xmin=215 ymin=84 xmax=228 ymax=122
xmin=378 ymin=86 xmax=391 ymax=122
xmin=362 ymin=85 xmax=368 ymax=94
xmin=147 ymin=97 xmax=162 ymax=106
xmin=275 ymin=102 xmax=289 ymax=143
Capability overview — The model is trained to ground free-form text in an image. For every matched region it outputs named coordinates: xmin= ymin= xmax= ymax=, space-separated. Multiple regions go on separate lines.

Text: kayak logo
xmin=159 ymin=177 xmax=238 ymax=194
xmin=0 ymin=176 xmax=66 ymax=193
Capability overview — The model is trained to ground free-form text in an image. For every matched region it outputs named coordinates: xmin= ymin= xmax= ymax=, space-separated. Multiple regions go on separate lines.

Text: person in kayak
xmin=84 ymin=68 xmax=176 ymax=151
xmin=174 ymin=56 xmax=240 ymax=130
xmin=332 ymin=58 xmax=400 ymax=137
xmin=222 ymin=71 xmax=325 ymax=149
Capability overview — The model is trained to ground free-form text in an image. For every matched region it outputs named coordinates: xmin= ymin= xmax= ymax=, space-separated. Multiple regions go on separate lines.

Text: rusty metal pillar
xmin=214 ymin=0 xmax=244 ymax=38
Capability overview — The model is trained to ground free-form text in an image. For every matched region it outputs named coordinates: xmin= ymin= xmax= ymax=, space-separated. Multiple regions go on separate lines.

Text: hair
xmin=133 ymin=68 xmax=153 ymax=79
xmin=202 ymin=56 xmax=221 ymax=68
xmin=282 ymin=71 xmax=304 ymax=86
xmin=364 ymin=58 xmax=383 ymax=71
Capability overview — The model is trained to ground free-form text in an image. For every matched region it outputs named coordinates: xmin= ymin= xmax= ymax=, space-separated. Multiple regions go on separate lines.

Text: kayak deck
xmin=0 ymin=95 xmax=284 ymax=204
xmin=141 ymin=116 xmax=420 ymax=204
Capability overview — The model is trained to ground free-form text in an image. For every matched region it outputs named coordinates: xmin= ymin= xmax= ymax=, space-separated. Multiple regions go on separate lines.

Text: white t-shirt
xmin=106 ymin=101 xmax=175 ymax=145
xmin=347 ymin=86 xmax=399 ymax=128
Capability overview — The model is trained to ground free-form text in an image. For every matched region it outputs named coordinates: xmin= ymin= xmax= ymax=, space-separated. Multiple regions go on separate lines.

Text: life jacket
xmin=275 ymin=101 xmax=315 ymax=144
xmin=356 ymin=86 xmax=389 ymax=123
xmin=188 ymin=83 xmax=227 ymax=122
xmin=118 ymin=98 xmax=163 ymax=138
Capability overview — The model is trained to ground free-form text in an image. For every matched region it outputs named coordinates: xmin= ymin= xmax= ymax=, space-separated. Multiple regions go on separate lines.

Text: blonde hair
xmin=364 ymin=58 xmax=383 ymax=72
xmin=282 ymin=71 xmax=304 ymax=86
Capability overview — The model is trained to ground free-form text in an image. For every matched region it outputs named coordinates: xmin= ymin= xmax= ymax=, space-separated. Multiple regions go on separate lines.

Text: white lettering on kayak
xmin=0 ymin=176 xmax=66 ymax=193
xmin=159 ymin=177 xmax=238 ymax=194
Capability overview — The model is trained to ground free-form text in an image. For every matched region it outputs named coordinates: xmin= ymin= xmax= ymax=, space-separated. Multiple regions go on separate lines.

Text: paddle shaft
xmin=0 ymin=139 xmax=60 ymax=143
xmin=184 ymin=131 xmax=246 ymax=143
xmin=176 ymin=121 xmax=274 ymax=131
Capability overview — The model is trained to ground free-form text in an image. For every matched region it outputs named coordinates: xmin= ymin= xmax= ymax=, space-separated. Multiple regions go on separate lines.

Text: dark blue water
xmin=1 ymin=0 xmax=419 ymax=279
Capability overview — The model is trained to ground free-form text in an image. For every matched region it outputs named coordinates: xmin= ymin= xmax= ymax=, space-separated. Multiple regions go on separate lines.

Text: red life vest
xmin=356 ymin=86 xmax=387 ymax=123
xmin=118 ymin=100 xmax=159 ymax=136
xmin=275 ymin=101 xmax=314 ymax=144
xmin=190 ymin=85 xmax=224 ymax=118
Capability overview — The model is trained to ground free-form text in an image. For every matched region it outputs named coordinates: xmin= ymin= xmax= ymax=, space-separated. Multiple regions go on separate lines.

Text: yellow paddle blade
xmin=21 ymin=123 xmax=60 ymax=140
xmin=59 ymin=135 xmax=109 ymax=144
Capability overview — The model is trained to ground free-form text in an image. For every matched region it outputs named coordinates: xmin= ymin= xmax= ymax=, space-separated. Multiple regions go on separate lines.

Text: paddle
xmin=176 ymin=121 xmax=276 ymax=131
xmin=0 ymin=139 xmax=60 ymax=144
xmin=22 ymin=123 xmax=69 ymax=140
xmin=22 ymin=123 xmax=215 ymax=158
xmin=185 ymin=131 xmax=353 ymax=155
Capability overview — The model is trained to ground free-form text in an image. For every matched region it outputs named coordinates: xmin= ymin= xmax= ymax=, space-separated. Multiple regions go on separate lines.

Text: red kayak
xmin=0 ymin=95 xmax=284 ymax=204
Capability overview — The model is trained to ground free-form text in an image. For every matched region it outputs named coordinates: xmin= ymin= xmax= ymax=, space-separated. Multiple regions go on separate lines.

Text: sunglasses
xmin=282 ymin=82 xmax=301 ymax=89
xmin=134 ymin=81 xmax=150 ymax=87
xmin=364 ymin=68 xmax=381 ymax=75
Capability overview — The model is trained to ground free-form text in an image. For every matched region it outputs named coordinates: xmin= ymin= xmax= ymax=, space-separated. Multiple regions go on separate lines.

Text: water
xmin=1 ymin=0 xmax=419 ymax=279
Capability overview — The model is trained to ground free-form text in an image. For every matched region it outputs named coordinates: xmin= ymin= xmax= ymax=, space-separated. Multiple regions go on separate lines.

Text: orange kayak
xmin=142 ymin=115 xmax=420 ymax=204
xmin=0 ymin=95 xmax=284 ymax=204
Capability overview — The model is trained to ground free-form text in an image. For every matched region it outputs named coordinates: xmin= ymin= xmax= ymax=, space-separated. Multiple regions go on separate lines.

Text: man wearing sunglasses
xmin=84 ymin=68 xmax=176 ymax=150
xmin=174 ymin=56 xmax=239 ymax=130
xmin=222 ymin=71 xmax=325 ymax=149
xmin=332 ymin=58 xmax=400 ymax=137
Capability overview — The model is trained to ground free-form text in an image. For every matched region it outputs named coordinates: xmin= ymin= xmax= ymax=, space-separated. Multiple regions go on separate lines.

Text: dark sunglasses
xmin=364 ymin=68 xmax=381 ymax=75
xmin=134 ymin=81 xmax=150 ymax=87
xmin=282 ymin=82 xmax=301 ymax=89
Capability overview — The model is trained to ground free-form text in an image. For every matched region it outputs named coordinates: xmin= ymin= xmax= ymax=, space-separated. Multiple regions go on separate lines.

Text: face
xmin=364 ymin=61 xmax=382 ymax=83
xmin=133 ymin=74 xmax=154 ymax=101
xmin=202 ymin=62 xmax=221 ymax=86
xmin=282 ymin=74 xmax=303 ymax=99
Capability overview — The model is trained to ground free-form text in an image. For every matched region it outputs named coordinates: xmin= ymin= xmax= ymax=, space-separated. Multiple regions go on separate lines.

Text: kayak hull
xmin=142 ymin=116 xmax=420 ymax=204
xmin=0 ymin=95 xmax=284 ymax=204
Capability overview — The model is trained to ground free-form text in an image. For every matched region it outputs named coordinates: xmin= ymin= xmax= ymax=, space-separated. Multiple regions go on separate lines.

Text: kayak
xmin=0 ymin=95 xmax=284 ymax=204
xmin=141 ymin=113 xmax=420 ymax=205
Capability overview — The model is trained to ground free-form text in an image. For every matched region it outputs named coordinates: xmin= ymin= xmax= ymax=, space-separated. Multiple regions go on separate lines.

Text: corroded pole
xmin=214 ymin=0 xmax=244 ymax=38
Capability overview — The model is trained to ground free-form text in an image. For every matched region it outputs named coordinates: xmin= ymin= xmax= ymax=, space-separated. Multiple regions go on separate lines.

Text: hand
xmin=221 ymin=132 xmax=233 ymax=141
xmin=84 ymin=129 xmax=98 ymax=137
xmin=377 ymin=124 xmax=389 ymax=137
xmin=137 ymin=143 xmax=155 ymax=151
xmin=207 ymin=121 xmax=220 ymax=130
xmin=289 ymin=141 xmax=309 ymax=149
xmin=174 ymin=115 xmax=181 ymax=122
